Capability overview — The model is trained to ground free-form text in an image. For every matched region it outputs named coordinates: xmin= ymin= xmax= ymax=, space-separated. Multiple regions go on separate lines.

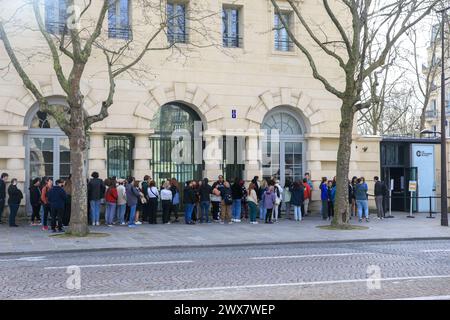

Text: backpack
xmin=224 ymin=192 xmax=233 ymax=205
xmin=172 ymin=191 xmax=180 ymax=205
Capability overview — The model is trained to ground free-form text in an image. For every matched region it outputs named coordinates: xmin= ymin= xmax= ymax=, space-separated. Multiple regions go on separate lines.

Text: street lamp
xmin=437 ymin=6 xmax=450 ymax=227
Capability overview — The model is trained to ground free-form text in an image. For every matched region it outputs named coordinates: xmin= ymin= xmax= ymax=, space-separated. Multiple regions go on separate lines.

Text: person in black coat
xmin=0 ymin=172 xmax=9 ymax=224
xmin=290 ymin=181 xmax=304 ymax=221
xmin=47 ymin=179 xmax=67 ymax=232
xmin=7 ymin=178 xmax=23 ymax=227
xmin=183 ymin=181 xmax=195 ymax=224
xmin=29 ymin=177 xmax=41 ymax=225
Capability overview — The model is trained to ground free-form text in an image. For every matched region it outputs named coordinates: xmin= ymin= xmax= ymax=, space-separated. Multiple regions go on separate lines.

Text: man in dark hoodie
xmin=47 ymin=179 xmax=67 ymax=232
xmin=0 ymin=172 xmax=9 ymax=224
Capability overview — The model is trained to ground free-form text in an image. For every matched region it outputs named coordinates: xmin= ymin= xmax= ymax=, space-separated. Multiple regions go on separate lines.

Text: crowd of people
xmin=0 ymin=170 xmax=389 ymax=230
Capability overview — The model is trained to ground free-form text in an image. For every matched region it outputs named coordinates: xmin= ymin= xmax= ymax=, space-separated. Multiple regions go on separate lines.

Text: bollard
xmin=427 ymin=196 xmax=435 ymax=219
xmin=407 ymin=192 xmax=415 ymax=218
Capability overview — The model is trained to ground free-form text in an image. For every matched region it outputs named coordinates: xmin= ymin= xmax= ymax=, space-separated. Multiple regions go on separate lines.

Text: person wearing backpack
xmin=170 ymin=178 xmax=180 ymax=223
xmin=263 ymin=186 xmax=276 ymax=224
xmin=183 ymin=181 xmax=195 ymax=224
xmin=105 ymin=179 xmax=118 ymax=227
xmin=220 ymin=181 xmax=233 ymax=224
xmin=147 ymin=180 xmax=159 ymax=224
xmin=199 ymin=178 xmax=212 ymax=223
xmin=291 ymin=181 xmax=304 ymax=222
xmin=160 ymin=181 xmax=173 ymax=224
xmin=273 ymin=181 xmax=283 ymax=222
xmin=116 ymin=179 xmax=127 ymax=225
xmin=258 ymin=180 xmax=268 ymax=221
xmin=231 ymin=178 xmax=243 ymax=222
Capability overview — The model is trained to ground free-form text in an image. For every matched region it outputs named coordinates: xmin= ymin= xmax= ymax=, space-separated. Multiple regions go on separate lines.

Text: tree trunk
xmin=67 ymin=106 xmax=89 ymax=236
xmin=332 ymin=99 xmax=355 ymax=227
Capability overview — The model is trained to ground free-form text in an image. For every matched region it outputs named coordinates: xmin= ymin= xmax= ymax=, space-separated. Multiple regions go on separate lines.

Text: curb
xmin=1 ymin=236 xmax=450 ymax=257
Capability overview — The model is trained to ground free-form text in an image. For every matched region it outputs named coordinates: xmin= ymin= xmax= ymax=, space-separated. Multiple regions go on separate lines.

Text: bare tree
xmin=270 ymin=0 xmax=440 ymax=227
xmin=0 ymin=0 xmax=217 ymax=236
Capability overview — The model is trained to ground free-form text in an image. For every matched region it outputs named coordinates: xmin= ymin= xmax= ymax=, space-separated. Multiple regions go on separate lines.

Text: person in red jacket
xmin=40 ymin=178 xmax=53 ymax=231
xmin=105 ymin=179 xmax=118 ymax=226
xmin=302 ymin=178 xmax=311 ymax=217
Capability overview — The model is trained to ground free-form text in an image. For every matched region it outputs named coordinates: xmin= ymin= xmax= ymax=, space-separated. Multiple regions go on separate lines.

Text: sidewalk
xmin=0 ymin=212 xmax=449 ymax=255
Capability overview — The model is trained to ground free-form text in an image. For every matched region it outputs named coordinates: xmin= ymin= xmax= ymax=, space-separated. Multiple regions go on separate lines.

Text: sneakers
xmin=128 ymin=224 xmax=136 ymax=228
xmin=120 ymin=222 xmax=126 ymax=226
xmin=135 ymin=221 xmax=142 ymax=225
xmin=228 ymin=221 xmax=233 ymax=224
xmin=358 ymin=219 xmax=362 ymax=223
xmin=107 ymin=224 xmax=113 ymax=227
xmin=219 ymin=221 xmax=225 ymax=224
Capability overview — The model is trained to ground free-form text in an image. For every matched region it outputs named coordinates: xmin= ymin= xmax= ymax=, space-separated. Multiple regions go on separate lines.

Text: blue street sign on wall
xmin=232 ymin=109 xmax=237 ymax=119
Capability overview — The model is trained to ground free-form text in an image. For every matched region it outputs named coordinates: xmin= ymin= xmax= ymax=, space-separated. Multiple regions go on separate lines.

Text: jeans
xmin=200 ymin=201 xmax=210 ymax=223
xmin=294 ymin=206 xmax=302 ymax=221
xmin=259 ymin=200 xmax=265 ymax=220
xmin=248 ymin=201 xmax=257 ymax=222
xmin=8 ymin=204 xmax=19 ymax=226
xmin=356 ymin=200 xmax=369 ymax=219
xmin=117 ymin=204 xmax=126 ymax=224
xmin=128 ymin=205 xmax=137 ymax=226
xmin=184 ymin=203 xmax=194 ymax=224
xmin=232 ymin=199 xmax=241 ymax=220
xmin=90 ymin=200 xmax=101 ymax=224
xmin=43 ymin=204 xmax=50 ymax=227
xmin=105 ymin=202 xmax=116 ymax=225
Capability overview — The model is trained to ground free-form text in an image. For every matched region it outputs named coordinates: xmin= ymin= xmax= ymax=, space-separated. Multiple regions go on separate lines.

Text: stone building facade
xmin=0 ymin=0 xmax=380 ymax=212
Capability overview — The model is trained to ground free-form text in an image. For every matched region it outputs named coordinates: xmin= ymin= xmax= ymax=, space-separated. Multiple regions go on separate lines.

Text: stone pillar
xmin=133 ymin=133 xmax=152 ymax=179
xmin=88 ymin=133 xmax=107 ymax=179
xmin=203 ymin=130 xmax=223 ymax=181
xmin=244 ymin=131 xmax=262 ymax=182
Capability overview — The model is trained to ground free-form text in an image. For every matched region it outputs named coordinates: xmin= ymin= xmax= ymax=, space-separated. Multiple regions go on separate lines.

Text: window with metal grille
xmin=105 ymin=135 xmax=134 ymax=179
xmin=222 ymin=6 xmax=241 ymax=48
xmin=167 ymin=1 xmax=188 ymax=44
xmin=274 ymin=11 xmax=294 ymax=52
xmin=108 ymin=0 xmax=132 ymax=40
xmin=45 ymin=0 xmax=67 ymax=35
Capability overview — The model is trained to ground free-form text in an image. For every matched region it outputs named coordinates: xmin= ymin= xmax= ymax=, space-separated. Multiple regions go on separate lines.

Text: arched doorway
xmin=261 ymin=107 xmax=305 ymax=186
xmin=24 ymin=102 xmax=71 ymax=213
xmin=149 ymin=102 xmax=203 ymax=187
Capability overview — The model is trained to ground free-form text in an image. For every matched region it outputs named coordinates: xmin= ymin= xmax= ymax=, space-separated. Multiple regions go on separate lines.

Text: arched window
xmin=262 ymin=112 xmax=303 ymax=136
xmin=261 ymin=109 xmax=305 ymax=186
xmin=30 ymin=111 xmax=59 ymax=129
xmin=150 ymin=103 xmax=203 ymax=188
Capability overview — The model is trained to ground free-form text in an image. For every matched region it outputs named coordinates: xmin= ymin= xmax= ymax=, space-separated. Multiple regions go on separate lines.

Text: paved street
xmin=0 ymin=212 xmax=449 ymax=254
xmin=0 ymin=240 xmax=449 ymax=300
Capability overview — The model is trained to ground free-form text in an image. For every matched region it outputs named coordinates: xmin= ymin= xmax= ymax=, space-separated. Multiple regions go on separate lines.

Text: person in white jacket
xmin=160 ymin=181 xmax=173 ymax=224
xmin=273 ymin=181 xmax=283 ymax=222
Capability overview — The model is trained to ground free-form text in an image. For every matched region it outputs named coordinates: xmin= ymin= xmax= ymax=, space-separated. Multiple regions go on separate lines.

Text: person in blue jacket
xmin=320 ymin=177 xmax=328 ymax=220
xmin=47 ymin=179 xmax=67 ymax=232
xmin=327 ymin=180 xmax=336 ymax=220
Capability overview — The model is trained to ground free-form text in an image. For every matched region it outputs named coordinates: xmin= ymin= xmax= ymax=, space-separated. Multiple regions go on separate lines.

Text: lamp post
xmin=438 ymin=6 xmax=450 ymax=227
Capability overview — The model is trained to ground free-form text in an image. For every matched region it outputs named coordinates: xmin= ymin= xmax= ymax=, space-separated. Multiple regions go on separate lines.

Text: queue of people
xmin=0 ymin=170 xmax=389 ymax=228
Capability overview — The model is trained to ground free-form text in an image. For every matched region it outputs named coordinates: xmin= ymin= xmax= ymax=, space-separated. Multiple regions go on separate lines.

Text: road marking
xmin=421 ymin=249 xmax=450 ymax=253
xmin=0 ymin=256 xmax=47 ymax=262
xmin=29 ymin=274 xmax=450 ymax=300
xmin=250 ymin=253 xmax=375 ymax=260
xmin=390 ymin=295 xmax=450 ymax=300
xmin=44 ymin=260 xmax=194 ymax=270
